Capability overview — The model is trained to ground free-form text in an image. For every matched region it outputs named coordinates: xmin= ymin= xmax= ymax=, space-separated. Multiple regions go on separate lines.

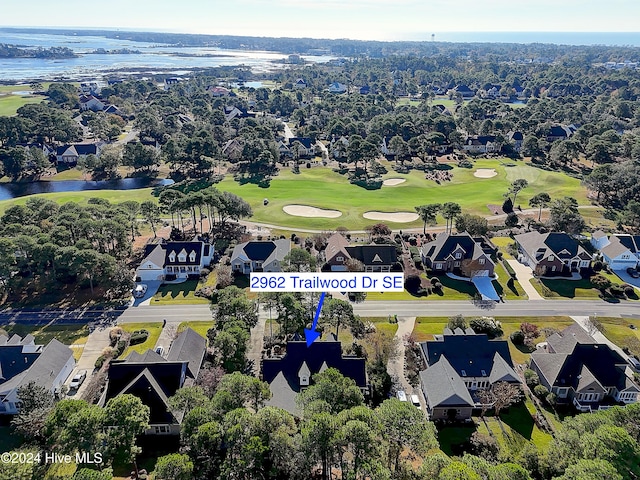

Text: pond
xmin=0 ymin=177 xmax=174 ymax=201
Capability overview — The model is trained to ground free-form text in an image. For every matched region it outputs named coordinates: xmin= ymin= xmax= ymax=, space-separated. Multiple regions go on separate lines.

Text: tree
xmin=120 ymin=200 xmax=140 ymax=242
xmin=321 ymin=298 xmax=359 ymax=338
xmin=102 ymin=394 xmax=150 ymax=465
xmin=491 ymin=382 xmax=522 ymax=417
xmin=298 ymin=368 xmax=364 ymax=415
xmin=441 ymin=202 xmax=461 ymax=234
xmin=140 ymin=200 xmax=161 ymax=238
xmin=555 ymin=459 xmax=622 ymax=480
xmin=168 ymin=386 xmax=208 ymax=414
xmin=447 ymin=314 xmax=467 ymax=330
xmin=455 ymin=213 xmax=488 ymax=236
xmin=302 ymin=412 xmax=339 ymax=480
xmin=11 ymin=382 xmax=55 ymax=442
xmin=529 ymin=192 xmax=551 ymax=221
xmin=506 ymin=179 xmax=529 ymax=206
xmin=283 ymin=248 xmax=317 ymax=272
xmin=415 ymin=203 xmax=441 ymax=235
xmin=211 ymin=286 xmax=258 ymax=329
xmin=621 ymin=200 xmax=640 ymax=232
xmin=155 ymin=453 xmax=194 ymax=480
xmin=549 ymin=197 xmax=585 ymax=234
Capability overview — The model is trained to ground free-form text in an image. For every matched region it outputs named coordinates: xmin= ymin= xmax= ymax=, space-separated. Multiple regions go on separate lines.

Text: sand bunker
xmin=283 ymin=205 xmax=342 ymax=218
xmin=474 ymin=168 xmax=498 ymax=178
xmin=363 ymin=211 xmax=419 ymax=222
xmin=383 ymin=178 xmax=406 ymax=186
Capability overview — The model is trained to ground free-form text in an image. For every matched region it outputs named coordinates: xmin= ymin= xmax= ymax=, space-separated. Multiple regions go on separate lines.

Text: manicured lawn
xmin=493 ymin=262 xmax=525 ymax=300
xmin=491 ymin=236 xmax=516 ymax=259
xmin=336 ymin=317 xmax=398 ymax=346
xmin=598 ymin=317 xmax=640 ymax=357
xmin=480 ymin=402 xmax=553 ymax=452
xmin=150 ymin=280 xmax=209 ymax=305
xmin=530 ymin=277 xmax=601 ymax=299
xmin=0 ymin=322 xmax=89 ymax=347
xmin=412 ymin=317 xmax=451 ymax=342
xmin=437 ymin=424 xmax=476 ymax=456
xmin=0 ymin=93 xmax=44 ymax=116
xmin=120 ymin=323 xmax=163 ymax=356
xmin=431 ymin=274 xmax=478 ymax=299
xmin=215 ymin=159 xmax=590 ymax=230
xmin=177 ymin=321 xmax=214 ymax=340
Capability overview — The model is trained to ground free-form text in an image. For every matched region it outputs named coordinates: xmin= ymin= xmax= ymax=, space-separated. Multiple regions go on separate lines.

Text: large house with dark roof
xmin=323 ymin=233 xmax=398 ymax=273
xmin=0 ymin=336 xmax=75 ymax=414
xmin=262 ymin=335 xmax=367 ymax=416
xmin=462 ymin=135 xmax=499 ymax=154
xmin=231 ymin=239 xmax=291 ymax=274
xmin=136 ymin=238 xmax=214 ymax=282
xmin=421 ymin=233 xmax=495 ymax=278
xmin=102 ymin=328 xmax=206 ymax=435
xmin=591 ymin=231 xmax=640 ymax=270
xmin=55 ymin=143 xmax=102 ymax=165
xmin=530 ymin=325 xmax=639 ymax=412
xmin=514 ymin=231 xmax=591 ymax=276
xmin=419 ymin=328 xmax=520 ymax=420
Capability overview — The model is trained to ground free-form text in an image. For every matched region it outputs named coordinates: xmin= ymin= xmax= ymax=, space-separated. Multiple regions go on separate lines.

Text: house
xmin=207 ymin=85 xmax=230 ymax=97
xmin=224 ymin=106 xmax=255 ymax=122
xmin=546 ymin=124 xmax=575 ymax=142
xmin=0 ymin=338 xmax=74 ymax=414
xmin=102 ymin=328 xmax=206 ymax=435
xmin=294 ymin=78 xmax=307 ymax=89
xmin=380 ymin=136 xmax=397 ymax=157
xmin=324 ymin=233 xmax=397 ymax=272
xmin=288 ymin=137 xmax=315 ymax=158
xmin=231 ymin=239 xmax=290 ymax=274
xmin=330 ymin=135 xmax=349 ymax=160
xmin=590 ymin=232 xmax=640 ymax=270
xmin=419 ymin=328 xmax=520 ymax=420
xmin=79 ymin=95 xmax=105 ymax=112
xmin=102 ymin=104 xmax=126 ymax=117
xmin=462 ymin=135 xmax=499 ymax=154
xmin=222 ymin=138 xmax=243 ymax=161
xmin=530 ymin=325 xmax=639 ymax=412
xmin=55 ymin=143 xmax=101 ymax=165
xmin=164 ymin=77 xmax=180 ymax=90
xmin=421 ymin=233 xmax=495 ymax=277
xmin=262 ymin=335 xmax=367 ymax=416
xmin=507 ymin=131 xmax=524 ymax=152
xmin=328 ymin=82 xmax=347 ymax=94
xmin=452 ymin=84 xmax=476 ymax=98
xmin=79 ymin=82 xmax=101 ymax=95
xmin=136 ymin=238 xmax=214 ymax=282
xmin=514 ymin=231 xmax=592 ymax=276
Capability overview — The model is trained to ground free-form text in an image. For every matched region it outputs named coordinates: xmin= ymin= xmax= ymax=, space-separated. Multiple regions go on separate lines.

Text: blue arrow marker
xmin=304 ymin=291 xmax=326 ymax=347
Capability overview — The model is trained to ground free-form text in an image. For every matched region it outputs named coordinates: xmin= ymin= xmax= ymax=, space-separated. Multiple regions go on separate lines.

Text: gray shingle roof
xmin=546 ymin=323 xmax=596 ymax=354
xmin=420 ymin=357 xmax=474 ymax=409
xmin=166 ymin=328 xmax=206 ymax=379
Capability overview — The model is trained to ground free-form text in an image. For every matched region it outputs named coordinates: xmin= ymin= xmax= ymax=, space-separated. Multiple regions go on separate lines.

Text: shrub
xmin=609 ymin=283 xmax=625 ymax=297
xmin=129 ymin=329 xmax=149 ymax=346
xmin=534 ymin=385 xmax=549 ymax=398
xmin=623 ymin=284 xmax=636 ymax=297
xmin=199 ymin=267 xmax=211 ymax=278
xmin=510 ymin=330 xmax=525 ymax=345
xmin=470 ymin=317 xmax=503 ymax=339
xmin=524 ymin=369 xmax=539 ymax=387
xmin=504 ymin=261 xmax=517 ymax=278
xmin=458 ymin=158 xmax=474 ymax=169
xmin=590 ymin=274 xmax=611 ymax=291
xmin=545 ymin=392 xmax=557 ymax=406
xmin=405 ymin=274 xmax=421 ymax=293
xmin=195 ymin=286 xmax=215 ymax=299
xmin=114 ymin=340 xmax=127 ymax=357
xmin=502 ymin=197 xmax=514 ymax=214
xmin=95 ymin=355 xmax=106 ymax=369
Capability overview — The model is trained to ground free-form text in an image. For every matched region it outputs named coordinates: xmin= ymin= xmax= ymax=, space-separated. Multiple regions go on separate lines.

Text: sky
xmin=2 ymin=0 xmax=640 ymax=41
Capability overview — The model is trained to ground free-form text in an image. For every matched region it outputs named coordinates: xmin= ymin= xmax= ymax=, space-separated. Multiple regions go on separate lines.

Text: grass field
xmin=530 ymin=277 xmax=603 ymax=299
xmin=120 ymin=322 xmax=163 ymax=356
xmin=150 ymin=280 xmax=210 ymax=305
xmin=597 ymin=317 xmax=640 ymax=357
xmin=0 ymin=93 xmax=44 ymax=116
xmin=491 ymin=237 xmax=516 ymax=259
xmin=480 ymin=402 xmax=553 ymax=451
xmin=177 ymin=321 xmax=214 ymax=339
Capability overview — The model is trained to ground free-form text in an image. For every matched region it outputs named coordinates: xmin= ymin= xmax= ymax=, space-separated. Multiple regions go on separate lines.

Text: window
xmin=454 ymin=261 xmax=460 ymax=267
xmin=455 ymin=252 xmax=462 ymax=259
xmin=481 ymin=369 xmax=486 ymax=376
xmin=169 ymin=252 xmax=176 ymax=262
xmin=154 ymin=425 xmax=170 ymax=434
xmin=189 ymin=251 xmax=196 ymax=262
xmin=548 ymin=255 xmax=554 ymax=261
xmin=479 ymin=258 xmax=485 ymax=265
xmin=461 ymin=370 xmax=466 ymax=376
xmin=551 ymin=266 xmax=556 ymax=272
xmin=336 ymin=256 xmax=344 ymax=262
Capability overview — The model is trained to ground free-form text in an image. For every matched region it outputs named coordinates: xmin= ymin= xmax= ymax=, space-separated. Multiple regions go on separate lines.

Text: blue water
xmin=0 ymin=177 xmax=174 ymax=201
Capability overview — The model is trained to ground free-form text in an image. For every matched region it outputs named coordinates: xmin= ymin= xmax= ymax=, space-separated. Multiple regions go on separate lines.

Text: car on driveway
xmin=133 ymin=284 xmax=148 ymax=298
xmin=69 ymin=371 xmax=87 ymax=390
xmin=155 ymin=346 xmax=165 ymax=356
xmin=627 ymin=267 xmax=640 ymax=278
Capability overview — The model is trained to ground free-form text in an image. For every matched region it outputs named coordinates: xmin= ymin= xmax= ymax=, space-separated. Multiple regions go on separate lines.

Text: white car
xmin=411 ymin=394 xmax=422 ymax=409
xmin=133 ymin=284 xmax=148 ymax=298
xmin=69 ymin=371 xmax=87 ymax=390
xmin=396 ymin=390 xmax=407 ymax=402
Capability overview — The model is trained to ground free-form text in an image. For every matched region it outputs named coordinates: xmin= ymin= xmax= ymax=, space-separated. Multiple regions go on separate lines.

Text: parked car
xmin=396 ymin=390 xmax=407 ymax=402
xmin=410 ymin=394 xmax=421 ymax=409
xmin=69 ymin=371 xmax=87 ymax=390
xmin=133 ymin=284 xmax=148 ymax=298
xmin=627 ymin=267 xmax=640 ymax=278
xmin=628 ymin=356 xmax=640 ymax=370
xmin=155 ymin=346 xmax=165 ymax=356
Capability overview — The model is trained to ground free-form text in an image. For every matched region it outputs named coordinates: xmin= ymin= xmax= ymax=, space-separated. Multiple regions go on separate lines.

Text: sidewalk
xmin=506 ymin=259 xmax=544 ymax=300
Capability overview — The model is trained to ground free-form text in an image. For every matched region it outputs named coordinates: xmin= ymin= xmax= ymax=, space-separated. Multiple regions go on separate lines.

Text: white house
xmin=328 ymin=82 xmax=347 ymax=94
xmin=136 ymin=239 xmax=214 ymax=282
xmin=79 ymin=95 xmax=105 ymax=112
xmin=231 ymin=239 xmax=290 ymax=274
xmin=591 ymin=232 xmax=640 ymax=270
xmin=0 ymin=338 xmax=74 ymax=414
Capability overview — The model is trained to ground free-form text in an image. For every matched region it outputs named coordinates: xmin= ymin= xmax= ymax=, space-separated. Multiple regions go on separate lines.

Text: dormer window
xmin=548 ymin=255 xmax=554 ymax=261
xmin=481 ymin=369 xmax=486 ymax=376
xmin=169 ymin=251 xmax=176 ymax=262
xmin=461 ymin=370 xmax=467 ymax=376
xmin=189 ymin=251 xmax=196 ymax=262
xmin=455 ymin=252 xmax=462 ymax=259
xmin=479 ymin=258 xmax=485 ymax=265
xmin=178 ymin=249 xmax=187 ymax=263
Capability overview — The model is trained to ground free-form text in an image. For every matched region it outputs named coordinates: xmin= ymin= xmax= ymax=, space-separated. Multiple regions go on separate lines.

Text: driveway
xmin=130 ymin=281 xmax=162 ymax=307
xmin=613 ymin=269 xmax=640 ymax=291
xmin=505 ymin=259 xmax=544 ymax=300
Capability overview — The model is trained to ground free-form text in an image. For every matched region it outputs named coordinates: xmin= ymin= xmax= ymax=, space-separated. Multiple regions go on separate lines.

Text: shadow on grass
xmin=155 ymin=280 xmax=200 ymax=299
xmin=437 ymin=424 xmax=476 ymax=456
xmin=499 ymin=403 xmax=535 ymax=441
xmin=540 ymin=278 xmax=596 ymax=298
xmin=435 ymin=274 xmax=478 ymax=297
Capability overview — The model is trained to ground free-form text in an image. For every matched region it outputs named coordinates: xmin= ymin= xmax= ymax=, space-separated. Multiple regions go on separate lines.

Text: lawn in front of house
xmin=335 ymin=317 xmax=399 ymax=346
xmin=0 ymin=323 xmax=89 ymax=349
xmin=529 ymin=277 xmax=602 ymax=299
xmin=120 ymin=323 xmax=163 ymax=356
xmin=177 ymin=321 xmax=214 ymax=340
xmin=597 ymin=317 xmax=640 ymax=357
xmin=493 ymin=262 xmax=526 ymax=300
xmin=151 ymin=280 xmax=209 ymax=305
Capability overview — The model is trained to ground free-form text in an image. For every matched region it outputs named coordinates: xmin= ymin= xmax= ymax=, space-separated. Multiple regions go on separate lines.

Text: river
xmin=0 ymin=178 xmax=174 ymax=201
xmin=0 ymin=31 xmax=337 ymax=82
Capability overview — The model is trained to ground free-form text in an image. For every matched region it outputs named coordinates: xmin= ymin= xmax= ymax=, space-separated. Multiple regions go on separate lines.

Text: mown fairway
xmin=0 ymin=159 xmax=589 ymax=229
